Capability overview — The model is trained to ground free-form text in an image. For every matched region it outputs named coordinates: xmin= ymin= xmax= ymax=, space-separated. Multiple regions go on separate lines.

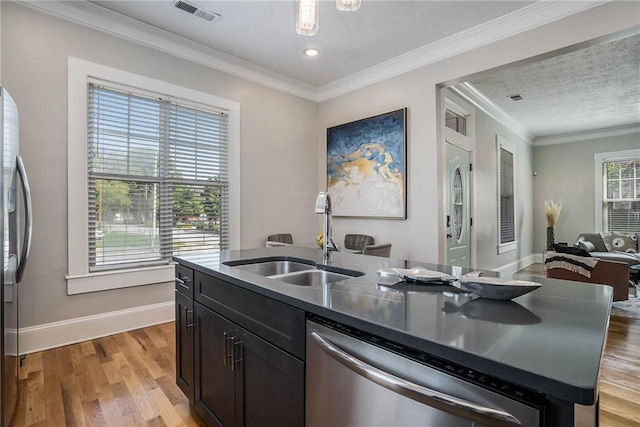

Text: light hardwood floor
xmin=10 ymin=286 xmax=640 ymax=426
xmin=11 ymin=322 xmax=202 ymax=426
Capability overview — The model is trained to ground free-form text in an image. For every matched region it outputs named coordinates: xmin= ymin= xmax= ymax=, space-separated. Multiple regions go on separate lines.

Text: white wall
xmin=317 ymin=1 xmax=639 ymax=267
xmin=533 ymin=131 xmax=640 ymax=251
xmin=1 ymin=2 xmax=318 ymax=329
xmin=475 ymin=109 xmax=533 ymax=270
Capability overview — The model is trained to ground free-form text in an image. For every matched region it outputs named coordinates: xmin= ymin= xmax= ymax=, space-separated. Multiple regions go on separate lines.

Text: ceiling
xmin=92 ymin=0 xmax=535 ymax=87
xmin=464 ymin=33 xmax=640 ymax=139
xmin=28 ymin=1 xmax=640 ymax=140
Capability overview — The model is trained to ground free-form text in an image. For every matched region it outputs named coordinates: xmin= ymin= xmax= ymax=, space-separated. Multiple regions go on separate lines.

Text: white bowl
xmin=458 ymin=277 xmax=542 ymax=300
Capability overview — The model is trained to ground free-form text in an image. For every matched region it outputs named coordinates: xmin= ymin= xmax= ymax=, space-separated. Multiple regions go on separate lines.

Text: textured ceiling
xmin=467 ymin=33 xmax=640 ymax=138
xmin=93 ymin=0 xmax=533 ymax=87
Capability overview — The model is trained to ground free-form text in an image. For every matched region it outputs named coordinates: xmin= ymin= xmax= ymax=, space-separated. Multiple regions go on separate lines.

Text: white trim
xmin=19 ymin=301 xmax=175 ymax=355
xmin=67 ymin=57 xmax=241 ymax=293
xmin=594 ymin=148 xmax=640 ymax=232
xmin=20 ymin=0 xmax=603 ymax=102
xmin=534 ymin=124 xmax=640 ymax=147
xmin=496 ymin=136 xmax=517 ymax=253
xmin=450 ymin=83 xmax=534 ymax=144
xmin=491 ymin=254 xmax=538 ymax=278
xmin=66 ymin=264 xmax=175 ymax=295
xmin=497 ymin=241 xmax=518 ymax=255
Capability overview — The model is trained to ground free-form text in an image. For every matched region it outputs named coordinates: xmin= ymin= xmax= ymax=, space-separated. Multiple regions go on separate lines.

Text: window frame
xmin=496 ymin=135 xmax=517 ymax=254
xmin=67 ymin=57 xmax=240 ymax=295
xmin=594 ymin=148 xmax=640 ymax=233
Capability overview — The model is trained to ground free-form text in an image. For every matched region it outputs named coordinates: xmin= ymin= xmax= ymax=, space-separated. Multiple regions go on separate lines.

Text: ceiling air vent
xmin=172 ymin=0 xmax=221 ymax=22
xmin=508 ymin=94 xmax=524 ymax=101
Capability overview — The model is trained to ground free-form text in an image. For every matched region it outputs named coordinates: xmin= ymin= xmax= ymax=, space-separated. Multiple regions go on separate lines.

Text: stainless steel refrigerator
xmin=0 ymin=87 xmax=32 ymax=426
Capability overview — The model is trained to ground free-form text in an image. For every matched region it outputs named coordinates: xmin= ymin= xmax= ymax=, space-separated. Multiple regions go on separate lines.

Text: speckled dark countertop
xmin=173 ymin=246 xmax=612 ymax=405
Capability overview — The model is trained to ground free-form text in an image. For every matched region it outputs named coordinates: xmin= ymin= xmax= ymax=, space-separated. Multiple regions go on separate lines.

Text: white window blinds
xmin=88 ymin=83 xmax=229 ymax=270
xmin=603 ymin=159 xmax=640 ymax=233
xmin=498 ymin=145 xmax=516 ymax=245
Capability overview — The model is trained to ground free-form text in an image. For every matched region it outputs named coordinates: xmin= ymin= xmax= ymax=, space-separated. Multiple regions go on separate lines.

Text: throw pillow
xmin=602 ymin=231 xmax=637 ymax=254
xmin=552 ymin=243 xmax=591 ymax=257
xmin=578 ymin=240 xmax=596 ymax=252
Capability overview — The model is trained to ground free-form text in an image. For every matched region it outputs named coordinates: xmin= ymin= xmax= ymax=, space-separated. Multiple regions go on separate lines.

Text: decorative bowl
xmin=458 ymin=277 xmax=542 ymax=300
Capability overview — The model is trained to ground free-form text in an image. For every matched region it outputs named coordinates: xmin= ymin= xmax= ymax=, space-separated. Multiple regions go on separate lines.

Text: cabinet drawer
xmin=194 ymin=272 xmax=305 ymax=360
xmin=175 ymin=264 xmax=194 ymax=298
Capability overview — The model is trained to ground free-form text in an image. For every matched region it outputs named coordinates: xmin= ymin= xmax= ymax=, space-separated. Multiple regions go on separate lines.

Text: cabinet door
xmin=194 ymin=302 xmax=236 ymax=427
xmin=236 ymin=327 xmax=304 ymax=427
xmin=175 ymin=291 xmax=194 ymax=402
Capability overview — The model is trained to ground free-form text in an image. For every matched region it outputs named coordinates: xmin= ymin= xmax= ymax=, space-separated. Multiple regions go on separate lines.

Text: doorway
xmin=443 ymin=93 xmax=475 ymax=268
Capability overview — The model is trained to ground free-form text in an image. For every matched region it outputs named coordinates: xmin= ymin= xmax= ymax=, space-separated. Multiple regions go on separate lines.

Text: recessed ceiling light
xmin=304 ymin=48 xmax=319 ymax=57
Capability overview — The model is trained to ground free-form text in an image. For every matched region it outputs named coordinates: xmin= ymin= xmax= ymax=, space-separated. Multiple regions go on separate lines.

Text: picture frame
xmin=327 ymin=108 xmax=407 ymax=219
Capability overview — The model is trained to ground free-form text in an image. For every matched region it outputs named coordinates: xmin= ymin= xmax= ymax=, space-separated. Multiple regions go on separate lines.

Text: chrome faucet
xmin=315 ymin=191 xmax=338 ymax=264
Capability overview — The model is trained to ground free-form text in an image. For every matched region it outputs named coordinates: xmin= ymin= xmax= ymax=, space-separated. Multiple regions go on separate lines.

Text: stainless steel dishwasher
xmin=306 ymin=316 xmax=543 ymax=426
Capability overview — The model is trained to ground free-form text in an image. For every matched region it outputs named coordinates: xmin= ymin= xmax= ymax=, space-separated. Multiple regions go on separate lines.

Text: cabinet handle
xmin=184 ymin=308 xmax=194 ymax=333
xmin=175 ymin=276 xmax=191 ymax=289
xmin=223 ymin=333 xmax=233 ymax=366
xmin=231 ymin=338 xmax=243 ymax=371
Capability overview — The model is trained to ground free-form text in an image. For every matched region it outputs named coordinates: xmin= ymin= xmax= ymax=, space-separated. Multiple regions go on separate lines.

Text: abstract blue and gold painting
xmin=327 ymin=108 xmax=407 ymax=218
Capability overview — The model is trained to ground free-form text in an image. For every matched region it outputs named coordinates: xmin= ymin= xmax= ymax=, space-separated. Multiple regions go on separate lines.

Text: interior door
xmin=445 ymin=142 xmax=471 ymax=268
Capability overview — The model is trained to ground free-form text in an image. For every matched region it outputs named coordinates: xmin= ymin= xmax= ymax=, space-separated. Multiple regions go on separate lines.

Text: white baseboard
xmin=492 ymin=254 xmax=540 ymax=278
xmin=19 ymin=301 xmax=175 ymax=355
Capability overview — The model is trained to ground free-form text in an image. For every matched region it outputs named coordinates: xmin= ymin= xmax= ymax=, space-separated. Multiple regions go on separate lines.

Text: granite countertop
xmin=173 ymin=246 xmax=612 ymax=405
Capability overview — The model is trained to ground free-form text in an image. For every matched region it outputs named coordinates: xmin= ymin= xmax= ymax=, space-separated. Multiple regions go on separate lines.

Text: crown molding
xmin=17 ymin=0 xmax=319 ymax=101
xmin=534 ymin=124 xmax=640 ymax=147
xmin=316 ymin=1 xmax=607 ymax=101
xmin=451 ymin=83 xmax=535 ymax=144
xmin=19 ymin=0 xmax=605 ymax=103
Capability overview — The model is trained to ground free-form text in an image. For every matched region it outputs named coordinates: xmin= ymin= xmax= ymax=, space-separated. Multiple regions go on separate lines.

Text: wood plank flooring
xmin=11 ymin=322 xmax=203 ymax=426
xmin=10 ymin=286 xmax=640 ymax=425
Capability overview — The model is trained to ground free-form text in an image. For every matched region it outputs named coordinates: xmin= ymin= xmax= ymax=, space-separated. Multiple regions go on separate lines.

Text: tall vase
xmin=546 ymin=226 xmax=555 ymax=250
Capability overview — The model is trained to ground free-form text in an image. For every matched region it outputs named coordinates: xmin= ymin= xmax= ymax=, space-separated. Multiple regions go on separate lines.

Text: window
xmin=497 ymin=136 xmax=516 ymax=253
xmin=88 ymin=83 xmax=229 ymax=270
xmin=67 ymin=58 xmax=240 ymax=294
xmin=602 ymin=158 xmax=640 ymax=233
xmin=445 ymin=109 xmax=467 ymax=136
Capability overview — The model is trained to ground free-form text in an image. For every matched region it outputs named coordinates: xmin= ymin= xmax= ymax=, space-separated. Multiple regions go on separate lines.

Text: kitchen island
xmin=173 ymin=247 xmax=612 ymax=427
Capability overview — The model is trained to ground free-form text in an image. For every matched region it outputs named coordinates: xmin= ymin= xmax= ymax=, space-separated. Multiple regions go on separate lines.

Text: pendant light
xmin=296 ymin=0 xmax=319 ymax=36
xmin=336 ymin=0 xmax=361 ymax=11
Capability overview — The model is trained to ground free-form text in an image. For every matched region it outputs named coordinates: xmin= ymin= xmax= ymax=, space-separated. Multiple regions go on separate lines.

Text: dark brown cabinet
xmin=175 ymin=290 xmax=195 ymax=403
xmin=175 ymin=264 xmax=305 ymax=427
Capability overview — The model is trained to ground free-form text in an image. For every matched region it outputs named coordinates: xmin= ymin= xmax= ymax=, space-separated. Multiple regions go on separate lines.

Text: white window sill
xmin=497 ymin=241 xmax=517 ymax=254
xmin=66 ymin=263 xmax=175 ymax=295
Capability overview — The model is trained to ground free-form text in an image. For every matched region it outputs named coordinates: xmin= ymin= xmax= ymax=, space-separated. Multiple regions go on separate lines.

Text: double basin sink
xmin=224 ymin=257 xmax=364 ymax=286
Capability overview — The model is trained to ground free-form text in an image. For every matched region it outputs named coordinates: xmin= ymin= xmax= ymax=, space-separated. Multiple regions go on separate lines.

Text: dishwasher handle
xmin=311 ymin=332 xmax=522 ymax=427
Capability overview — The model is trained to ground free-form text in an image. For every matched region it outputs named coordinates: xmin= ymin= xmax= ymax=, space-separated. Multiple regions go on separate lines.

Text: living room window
xmin=602 ymin=158 xmax=640 ymax=233
xmin=497 ymin=136 xmax=517 ymax=253
xmin=67 ymin=58 xmax=240 ymax=294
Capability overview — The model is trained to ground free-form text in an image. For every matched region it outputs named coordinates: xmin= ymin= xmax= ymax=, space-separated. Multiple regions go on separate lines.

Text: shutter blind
xmin=603 ymin=159 xmax=640 ymax=233
xmin=499 ymin=146 xmax=515 ymax=244
xmin=88 ymin=83 xmax=229 ymax=271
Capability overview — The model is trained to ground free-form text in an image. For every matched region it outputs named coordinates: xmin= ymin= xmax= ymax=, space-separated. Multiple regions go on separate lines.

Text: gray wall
xmin=2 ymin=2 xmax=318 ymax=327
xmin=317 ymin=2 xmax=637 ymax=267
xmin=475 ymin=109 xmax=533 ymax=270
xmin=533 ymin=132 xmax=640 ymax=252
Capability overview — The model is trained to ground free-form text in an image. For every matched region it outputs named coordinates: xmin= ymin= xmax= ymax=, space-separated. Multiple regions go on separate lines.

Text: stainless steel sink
xmin=224 ymin=257 xmax=364 ymax=286
xmin=229 ymin=260 xmax=316 ymax=276
xmin=273 ymin=270 xmax=355 ymax=286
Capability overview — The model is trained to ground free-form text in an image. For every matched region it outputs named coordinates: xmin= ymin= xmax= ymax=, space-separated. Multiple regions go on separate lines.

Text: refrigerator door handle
xmin=16 ymin=155 xmax=33 ymax=283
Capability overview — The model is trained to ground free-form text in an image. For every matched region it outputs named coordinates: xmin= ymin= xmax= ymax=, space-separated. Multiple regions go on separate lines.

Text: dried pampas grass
xmin=544 ymin=200 xmax=562 ymax=227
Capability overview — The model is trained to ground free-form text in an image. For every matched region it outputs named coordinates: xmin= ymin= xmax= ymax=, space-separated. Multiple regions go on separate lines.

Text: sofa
xmin=575 ymin=232 xmax=640 ymax=267
xmin=546 ymin=255 xmax=630 ymax=301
